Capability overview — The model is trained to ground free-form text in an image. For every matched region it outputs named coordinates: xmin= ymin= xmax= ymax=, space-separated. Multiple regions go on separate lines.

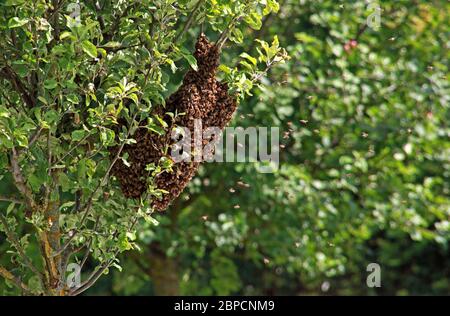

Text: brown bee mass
xmin=110 ymin=34 xmax=237 ymax=211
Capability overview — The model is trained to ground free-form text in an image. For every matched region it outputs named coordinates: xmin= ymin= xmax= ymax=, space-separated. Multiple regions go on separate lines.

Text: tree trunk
xmin=146 ymin=243 xmax=180 ymax=296
xmin=41 ymin=202 xmax=65 ymax=296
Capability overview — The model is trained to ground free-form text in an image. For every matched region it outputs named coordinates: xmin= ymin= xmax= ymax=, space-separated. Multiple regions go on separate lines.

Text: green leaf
xmin=37 ymin=96 xmax=48 ymax=105
xmin=58 ymin=173 xmax=71 ymax=192
xmin=218 ymin=64 xmax=232 ymax=74
xmin=71 ymin=130 xmax=86 ymax=142
xmin=126 ymin=93 xmax=139 ymax=105
xmin=44 ymin=79 xmax=58 ymax=90
xmin=167 ymin=59 xmax=177 ymax=73
xmin=60 ymin=201 xmax=75 ymax=210
xmin=6 ymin=202 xmax=15 ymax=215
xmin=81 ymin=40 xmax=98 ymax=58
xmin=240 ymin=53 xmax=257 ymax=66
xmin=0 ymin=108 xmax=10 ymax=118
xmin=184 ymin=54 xmax=198 ymax=71
xmin=100 ymin=129 xmax=115 ymax=146
xmin=143 ymin=213 xmax=159 ymax=226
xmin=15 ymin=134 xmax=28 ymax=147
xmin=8 ymin=17 xmax=29 ymax=28
xmin=231 ymin=28 xmax=244 ymax=44
xmin=67 ymin=94 xmax=79 ymax=104
xmin=264 ymin=0 xmax=280 ymax=15
xmin=44 ymin=110 xmax=59 ymax=124
xmin=102 ymin=41 xmax=122 ymax=48
xmin=126 ymin=232 xmax=136 ymax=241
xmin=154 ymin=114 xmax=168 ymax=128
xmin=118 ymin=233 xmax=133 ymax=251
xmin=244 ymin=12 xmax=262 ymax=30
xmin=12 ymin=61 xmax=28 ymax=77
xmin=28 ymin=174 xmax=44 ymax=192
xmin=59 ymin=31 xmax=73 ymax=40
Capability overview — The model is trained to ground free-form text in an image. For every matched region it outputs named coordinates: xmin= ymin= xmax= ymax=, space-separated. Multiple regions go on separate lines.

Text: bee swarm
xmin=110 ymin=34 xmax=237 ymax=211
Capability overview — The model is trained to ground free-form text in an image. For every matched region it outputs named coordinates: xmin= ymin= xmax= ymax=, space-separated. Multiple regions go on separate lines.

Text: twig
xmin=104 ymin=3 xmax=137 ymax=42
xmin=100 ymin=43 xmax=141 ymax=53
xmin=216 ymin=16 xmax=244 ymax=50
xmin=174 ymin=0 xmax=205 ymax=43
xmin=93 ymin=0 xmax=106 ymax=32
xmin=69 ymin=261 xmax=108 ymax=296
xmin=79 ymin=216 xmax=100 ymax=271
xmin=51 ymin=229 xmax=77 ymax=257
xmin=47 ymin=0 xmax=67 ymax=22
xmin=57 ymin=112 xmax=139 ymax=252
xmin=81 ymin=111 xmax=139 ymax=216
xmin=0 ymin=195 xmax=23 ymax=204
xmin=0 ymin=65 xmax=35 ymax=108
xmin=70 ymin=216 xmax=139 ymax=296
xmin=0 ymin=265 xmax=34 ymax=295
xmin=10 ymin=147 xmax=37 ymax=211
xmin=51 ymin=132 xmax=92 ymax=168
xmin=0 ymin=214 xmax=45 ymax=287
xmin=16 ymin=127 xmax=44 ymax=156
xmin=43 ymin=129 xmax=52 ymax=212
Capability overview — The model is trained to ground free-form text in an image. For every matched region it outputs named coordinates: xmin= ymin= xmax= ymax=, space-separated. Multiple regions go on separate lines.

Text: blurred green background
xmin=1 ymin=0 xmax=449 ymax=295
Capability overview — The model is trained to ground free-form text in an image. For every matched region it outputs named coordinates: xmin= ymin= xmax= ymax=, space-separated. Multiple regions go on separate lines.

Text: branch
xmin=70 ymin=215 xmax=139 ymax=296
xmin=69 ymin=261 xmax=109 ymax=296
xmin=57 ymin=112 xmax=140 ymax=253
xmin=99 ymin=43 xmax=141 ymax=53
xmin=174 ymin=0 xmax=205 ymax=43
xmin=50 ymin=131 xmax=92 ymax=168
xmin=48 ymin=0 xmax=63 ymax=42
xmin=216 ymin=15 xmax=244 ymax=50
xmin=79 ymin=216 xmax=100 ymax=271
xmin=239 ymin=8 xmax=278 ymax=60
xmin=51 ymin=229 xmax=77 ymax=257
xmin=0 ymin=65 xmax=35 ymax=108
xmin=92 ymin=0 xmax=106 ymax=32
xmin=17 ymin=126 xmax=43 ymax=156
xmin=0 ymin=195 xmax=24 ymax=204
xmin=38 ymin=231 xmax=59 ymax=292
xmin=0 ymin=214 xmax=45 ymax=287
xmin=10 ymin=147 xmax=37 ymax=212
xmin=2 ymin=89 xmax=22 ymax=113
xmin=43 ymin=129 xmax=54 ymax=212
xmin=0 ymin=265 xmax=34 ymax=295
xmin=28 ymin=127 xmax=44 ymax=148
xmin=104 ymin=3 xmax=137 ymax=42
xmin=47 ymin=0 xmax=67 ymax=22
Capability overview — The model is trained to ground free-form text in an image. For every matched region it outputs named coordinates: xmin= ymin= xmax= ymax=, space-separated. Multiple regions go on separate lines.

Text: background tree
xmin=0 ymin=0 xmax=285 ymax=295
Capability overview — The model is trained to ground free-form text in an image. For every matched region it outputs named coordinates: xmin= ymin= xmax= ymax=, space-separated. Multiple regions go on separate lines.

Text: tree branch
xmin=103 ymin=2 xmax=137 ymax=42
xmin=0 ymin=195 xmax=24 ymax=204
xmin=50 ymin=131 xmax=92 ymax=168
xmin=0 ymin=65 xmax=35 ymax=109
xmin=174 ymin=0 xmax=205 ymax=44
xmin=0 ymin=265 xmax=34 ymax=295
xmin=57 ymin=112 xmax=140 ymax=253
xmin=69 ymin=261 xmax=108 ymax=296
xmin=10 ymin=147 xmax=37 ymax=212
xmin=0 ymin=214 xmax=45 ymax=287
xmin=217 ymin=16 xmax=244 ymax=50
xmin=79 ymin=216 xmax=100 ymax=271
xmin=17 ymin=127 xmax=44 ymax=156
xmin=69 ymin=215 xmax=139 ymax=296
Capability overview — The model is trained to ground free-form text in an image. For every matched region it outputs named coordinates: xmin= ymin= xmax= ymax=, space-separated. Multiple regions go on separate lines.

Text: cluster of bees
xmin=111 ymin=34 xmax=237 ymax=211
